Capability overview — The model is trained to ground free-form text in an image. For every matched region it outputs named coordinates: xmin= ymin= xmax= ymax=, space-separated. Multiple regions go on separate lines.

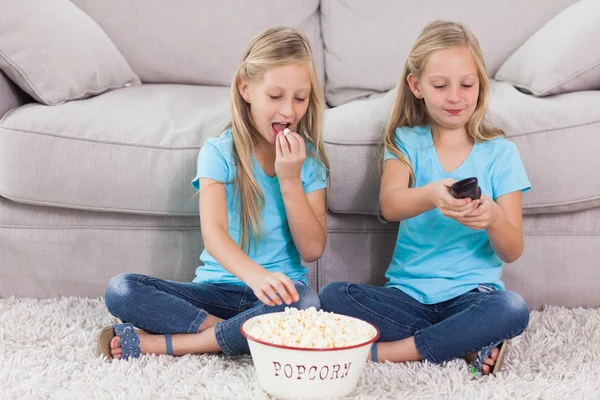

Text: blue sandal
xmin=97 ymin=323 xmax=141 ymax=360
xmin=469 ymin=340 xmax=509 ymax=378
xmin=97 ymin=323 xmax=174 ymax=360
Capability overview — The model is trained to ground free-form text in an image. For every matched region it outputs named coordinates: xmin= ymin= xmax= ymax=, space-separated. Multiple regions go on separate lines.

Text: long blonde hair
xmin=383 ymin=20 xmax=505 ymax=186
xmin=228 ymin=27 xmax=329 ymax=252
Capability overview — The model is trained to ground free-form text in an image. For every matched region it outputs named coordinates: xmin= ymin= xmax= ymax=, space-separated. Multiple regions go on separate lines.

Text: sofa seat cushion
xmin=0 ymin=84 xmax=230 ymax=215
xmin=324 ymin=80 xmax=600 ymax=215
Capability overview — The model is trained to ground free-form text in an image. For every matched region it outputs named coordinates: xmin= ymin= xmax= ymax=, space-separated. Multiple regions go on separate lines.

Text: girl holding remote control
xmin=319 ymin=20 xmax=530 ymax=377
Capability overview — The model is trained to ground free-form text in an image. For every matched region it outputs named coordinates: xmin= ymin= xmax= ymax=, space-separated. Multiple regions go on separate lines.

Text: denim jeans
xmin=319 ymin=282 xmax=529 ymax=364
xmin=104 ymin=273 xmax=321 ymax=356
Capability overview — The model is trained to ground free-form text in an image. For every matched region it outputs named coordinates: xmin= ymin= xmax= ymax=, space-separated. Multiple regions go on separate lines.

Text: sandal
xmin=97 ymin=323 xmax=174 ymax=360
xmin=469 ymin=340 xmax=509 ymax=378
xmin=97 ymin=323 xmax=142 ymax=360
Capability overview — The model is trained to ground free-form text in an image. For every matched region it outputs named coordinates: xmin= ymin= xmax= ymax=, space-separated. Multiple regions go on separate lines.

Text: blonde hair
xmin=383 ymin=20 xmax=505 ymax=186
xmin=228 ymin=27 xmax=329 ymax=252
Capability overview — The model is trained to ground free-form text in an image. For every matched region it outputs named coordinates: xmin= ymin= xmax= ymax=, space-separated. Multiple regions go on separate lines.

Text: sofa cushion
xmin=71 ymin=0 xmax=325 ymax=86
xmin=0 ymin=71 xmax=28 ymax=118
xmin=320 ymin=0 xmax=577 ymax=106
xmin=0 ymin=195 xmax=318 ymax=298
xmin=324 ymin=80 xmax=600 ymax=215
xmin=495 ymin=0 xmax=600 ymax=96
xmin=0 ymin=84 xmax=230 ymax=215
xmin=0 ymin=0 xmax=140 ymax=106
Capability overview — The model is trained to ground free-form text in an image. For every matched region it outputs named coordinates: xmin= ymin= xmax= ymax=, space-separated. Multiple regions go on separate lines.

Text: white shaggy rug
xmin=1 ymin=297 xmax=600 ymax=400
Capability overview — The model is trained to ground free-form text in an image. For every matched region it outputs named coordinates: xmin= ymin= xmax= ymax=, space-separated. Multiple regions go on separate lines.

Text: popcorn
xmin=247 ymin=307 xmax=376 ymax=349
xmin=283 ymin=128 xmax=290 ymax=135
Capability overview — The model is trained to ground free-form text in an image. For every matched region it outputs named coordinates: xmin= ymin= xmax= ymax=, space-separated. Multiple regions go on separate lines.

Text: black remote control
xmin=450 ymin=177 xmax=481 ymax=200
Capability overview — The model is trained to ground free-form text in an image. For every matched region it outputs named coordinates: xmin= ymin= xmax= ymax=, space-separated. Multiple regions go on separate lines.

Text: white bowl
xmin=241 ymin=312 xmax=380 ymax=400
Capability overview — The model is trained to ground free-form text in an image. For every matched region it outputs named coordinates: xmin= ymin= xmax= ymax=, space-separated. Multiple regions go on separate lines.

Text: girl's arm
xmin=199 ymin=178 xmax=299 ymax=305
xmin=276 ymin=132 xmax=326 ymax=262
xmin=380 ymin=159 xmax=476 ymax=221
xmin=456 ymin=191 xmax=525 ymax=263
xmin=280 ymin=184 xmax=326 ymax=263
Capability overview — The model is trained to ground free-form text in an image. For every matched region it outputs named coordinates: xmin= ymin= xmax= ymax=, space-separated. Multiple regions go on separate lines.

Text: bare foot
xmin=464 ymin=347 xmax=499 ymax=375
xmin=110 ymin=332 xmax=166 ymax=359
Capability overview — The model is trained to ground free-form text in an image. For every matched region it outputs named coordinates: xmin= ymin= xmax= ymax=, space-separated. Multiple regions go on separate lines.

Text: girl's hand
xmin=428 ymin=178 xmax=480 ymax=218
xmin=247 ymin=271 xmax=300 ymax=306
xmin=454 ymin=194 xmax=501 ymax=230
xmin=275 ymin=130 xmax=306 ymax=183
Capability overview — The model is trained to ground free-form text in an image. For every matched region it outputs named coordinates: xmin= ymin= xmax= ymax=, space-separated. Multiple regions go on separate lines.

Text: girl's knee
xmin=498 ymin=290 xmax=530 ymax=333
xmin=294 ymin=285 xmax=321 ymax=310
xmin=318 ymin=281 xmax=349 ymax=303
xmin=105 ymin=273 xmax=137 ymax=313
xmin=319 ymin=282 xmax=360 ymax=313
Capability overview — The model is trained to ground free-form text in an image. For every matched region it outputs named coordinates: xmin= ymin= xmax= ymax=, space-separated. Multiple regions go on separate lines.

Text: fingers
xmin=272 ymin=280 xmax=293 ymax=305
xmin=440 ymin=178 xmax=458 ymax=187
xmin=290 ymin=132 xmax=306 ymax=159
xmin=278 ymin=133 xmax=291 ymax=155
xmin=455 ymin=199 xmax=480 ymax=213
xmin=277 ymin=131 xmax=305 ymax=158
xmin=462 ymin=212 xmax=486 ymax=222
xmin=443 ymin=193 xmax=471 ymax=208
xmin=441 ymin=202 xmax=479 ymax=218
xmin=454 ymin=202 xmax=488 ymax=229
xmin=276 ymin=131 xmax=283 ymax=159
xmin=257 ymin=274 xmax=300 ymax=306
xmin=268 ymin=274 xmax=299 ymax=305
xmin=461 ymin=200 xmax=488 ymax=219
xmin=256 ymin=288 xmax=276 ymax=306
xmin=454 ymin=217 xmax=485 ymax=230
xmin=278 ymin=274 xmax=300 ymax=303
xmin=285 ymin=132 xmax=300 ymax=154
xmin=443 ymin=209 xmax=473 ymax=219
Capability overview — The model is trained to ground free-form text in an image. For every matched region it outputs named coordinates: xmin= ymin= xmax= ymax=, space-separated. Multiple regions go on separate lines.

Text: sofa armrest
xmin=0 ymin=71 xmax=29 ymax=118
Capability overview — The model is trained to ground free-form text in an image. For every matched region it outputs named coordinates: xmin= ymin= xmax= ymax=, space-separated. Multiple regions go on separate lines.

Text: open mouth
xmin=271 ymin=122 xmax=292 ymax=135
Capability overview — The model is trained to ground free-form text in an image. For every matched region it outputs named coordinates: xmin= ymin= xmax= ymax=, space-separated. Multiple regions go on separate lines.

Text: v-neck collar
xmin=252 ymin=154 xmax=279 ymax=185
xmin=427 ymin=126 xmax=477 ymax=176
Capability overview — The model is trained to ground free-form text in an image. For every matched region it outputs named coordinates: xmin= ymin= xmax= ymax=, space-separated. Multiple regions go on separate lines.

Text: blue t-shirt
xmin=383 ymin=125 xmax=531 ymax=304
xmin=191 ymin=129 xmax=327 ymax=286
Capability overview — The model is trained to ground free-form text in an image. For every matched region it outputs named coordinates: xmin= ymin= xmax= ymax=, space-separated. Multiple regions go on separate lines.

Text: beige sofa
xmin=1 ymin=0 xmax=599 ymax=310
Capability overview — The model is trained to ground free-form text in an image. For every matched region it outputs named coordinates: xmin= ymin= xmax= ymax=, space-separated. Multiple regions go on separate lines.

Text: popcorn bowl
xmin=240 ymin=309 xmax=380 ymax=400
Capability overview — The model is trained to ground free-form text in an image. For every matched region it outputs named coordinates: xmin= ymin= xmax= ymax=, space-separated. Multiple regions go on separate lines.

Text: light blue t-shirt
xmin=383 ymin=125 xmax=531 ymax=304
xmin=191 ymin=129 xmax=327 ymax=286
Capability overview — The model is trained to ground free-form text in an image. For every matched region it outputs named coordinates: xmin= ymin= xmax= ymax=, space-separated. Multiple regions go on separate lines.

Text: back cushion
xmin=71 ymin=0 xmax=324 ymax=86
xmin=0 ymin=71 xmax=28 ymax=117
xmin=321 ymin=0 xmax=578 ymax=106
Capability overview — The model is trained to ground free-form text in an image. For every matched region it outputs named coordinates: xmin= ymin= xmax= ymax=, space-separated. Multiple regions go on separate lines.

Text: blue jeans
xmin=104 ymin=273 xmax=321 ymax=356
xmin=319 ymin=282 xmax=529 ymax=364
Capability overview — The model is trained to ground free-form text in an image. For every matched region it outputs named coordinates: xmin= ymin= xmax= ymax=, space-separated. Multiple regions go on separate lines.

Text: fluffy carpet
xmin=1 ymin=297 xmax=599 ymax=400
